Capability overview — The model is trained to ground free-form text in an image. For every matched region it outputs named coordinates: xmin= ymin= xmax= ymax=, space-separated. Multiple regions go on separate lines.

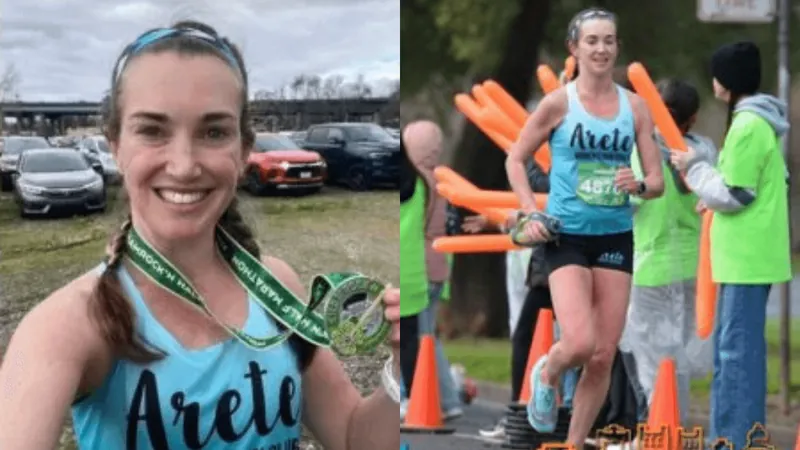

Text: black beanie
xmin=711 ymin=41 xmax=761 ymax=95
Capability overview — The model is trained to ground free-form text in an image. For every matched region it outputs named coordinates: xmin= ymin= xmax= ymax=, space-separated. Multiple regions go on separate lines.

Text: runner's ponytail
xmin=218 ymin=198 xmax=260 ymax=257
xmin=91 ymin=216 xmax=166 ymax=363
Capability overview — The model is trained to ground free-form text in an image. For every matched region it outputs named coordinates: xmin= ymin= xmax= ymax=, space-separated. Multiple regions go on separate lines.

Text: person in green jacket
xmin=400 ymin=120 xmax=464 ymax=421
xmin=620 ymin=79 xmax=716 ymax=424
xmin=670 ymin=41 xmax=791 ymax=450
xmin=399 ymin=132 xmax=430 ymax=399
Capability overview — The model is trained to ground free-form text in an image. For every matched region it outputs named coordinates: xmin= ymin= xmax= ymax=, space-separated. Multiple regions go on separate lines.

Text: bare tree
xmin=290 ymin=74 xmax=306 ymax=99
xmin=0 ymin=64 xmax=22 ymax=134
xmin=336 ymin=74 xmax=373 ymax=99
xmin=353 ymin=74 xmax=372 ymax=99
xmin=275 ymin=85 xmax=287 ymax=100
xmin=253 ymin=89 xmax=276 ymax=100
xmin=322 ymin=74 xmax=345 ymax=99
xmin=0 ymin=63 xmax=21 ymax=102
xmin=305 ymin=75 xmax=322 ymax=99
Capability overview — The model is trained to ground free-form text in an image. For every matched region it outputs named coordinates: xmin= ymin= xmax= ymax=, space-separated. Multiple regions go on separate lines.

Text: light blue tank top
xmin=71 ymin=265 xmax=302 ymax=450
xmin=546 ymin=82 xmax=636 ymax=235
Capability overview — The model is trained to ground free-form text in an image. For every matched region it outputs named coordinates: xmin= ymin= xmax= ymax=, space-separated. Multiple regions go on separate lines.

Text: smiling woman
xmin=0 ymin=20 xmax=400 ymax=450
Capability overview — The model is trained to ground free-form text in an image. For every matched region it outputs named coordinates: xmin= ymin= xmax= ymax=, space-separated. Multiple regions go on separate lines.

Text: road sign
xmin=697 ymin=0 xmax=776 ymax=23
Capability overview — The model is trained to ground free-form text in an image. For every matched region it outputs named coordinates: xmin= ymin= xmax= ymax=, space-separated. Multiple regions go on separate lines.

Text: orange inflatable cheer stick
xmin=472 ymin=84 xmax=514 ymax=126
xmin=433 ymin=166 xmax=478 ymax=191
xmin=447 ymin=189 xmax=548 ymax=210
xmin=482 ymin=80 xmax=552 ymax=172
xmin=564 ymin=56 xmax=577 ymax=81
xmin=531 ymin=64 xmax=569 ymax=173
xmin=436 ymin=183 xmax=511 ymax=226
xmin=454 ymin=94 xmax=513 ymax=151
xmin=627 ymin=62 xmax=687 ymax=152
xmin=433 ymin=235 xmax=520 ymax=253
xmin=482 ymin=80 xmax=528 ymax=128
xmin=479 ymin=108 xmax=519 ymax=143
xmin=696 ymin=211 xmax=716 ymax=339
xmin=472 ymin=85 xmax=520 ymax=142
xmin=433 ymin=166 xmax=513 ymax=226
xmin=537 ymin=64 xmax=561 ymax=94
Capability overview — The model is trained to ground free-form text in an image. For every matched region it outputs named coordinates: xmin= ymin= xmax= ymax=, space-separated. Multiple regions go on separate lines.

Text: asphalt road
xmin=401 ymin=397 xmax=798 ymax=450
xmin=399 ymin=275 xmax=800 ymax=450
xmin=402 ymin=399 xmax=509 ymax=450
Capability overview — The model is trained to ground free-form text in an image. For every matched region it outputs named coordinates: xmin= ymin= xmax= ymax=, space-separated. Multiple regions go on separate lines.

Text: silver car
xmin=77 ymin=135 xmax=121 ymax=185
xmin=12 ymin=149 xmax=106 ymax=217
xmin=0 ymin=136 xmax=52 ymax=191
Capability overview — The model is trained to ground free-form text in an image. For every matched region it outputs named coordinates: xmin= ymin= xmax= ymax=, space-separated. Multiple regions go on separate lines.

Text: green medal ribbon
xmin=124 ymin=226 xmax=389 ymax=354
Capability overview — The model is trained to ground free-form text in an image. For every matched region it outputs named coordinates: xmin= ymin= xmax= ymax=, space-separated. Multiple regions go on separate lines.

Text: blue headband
xmin=113 ymin=26 xmax=240 ymax=83
xmin=567 ymin=9 xmax=617 ymax=42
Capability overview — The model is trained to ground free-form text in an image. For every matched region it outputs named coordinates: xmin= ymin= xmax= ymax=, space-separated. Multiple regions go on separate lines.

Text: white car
xmin=76 ymin=136 xmax=121 ymax=185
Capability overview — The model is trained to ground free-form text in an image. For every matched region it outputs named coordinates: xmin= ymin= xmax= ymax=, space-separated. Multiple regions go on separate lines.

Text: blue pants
xmin=400 ymin=283 xmax=461 ymax=411
xmin=709 ymin=283 xmax=770 ymax=449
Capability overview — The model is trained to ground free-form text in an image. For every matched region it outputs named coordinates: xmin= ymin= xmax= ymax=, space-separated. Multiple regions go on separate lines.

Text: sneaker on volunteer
xmin=451 ymin=364 xmax=477 ymax=405
xmin=478 ymin=416 xmax=506 ymax=439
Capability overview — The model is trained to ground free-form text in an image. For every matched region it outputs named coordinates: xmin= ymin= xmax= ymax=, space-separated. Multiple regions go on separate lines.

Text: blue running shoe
xmin=526 ymin=355 xmax=558 ymax=433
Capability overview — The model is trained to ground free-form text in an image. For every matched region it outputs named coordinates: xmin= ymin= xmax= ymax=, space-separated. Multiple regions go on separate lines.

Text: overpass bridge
xmin=1 ymin=96 xmax=397 ymax=134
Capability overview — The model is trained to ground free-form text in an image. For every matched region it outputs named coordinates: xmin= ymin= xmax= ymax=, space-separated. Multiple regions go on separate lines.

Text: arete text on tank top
xmin=71 ymin=265 xmax=302 ymax=450
xmin=546 ymin=82 xmax=637 ymax=235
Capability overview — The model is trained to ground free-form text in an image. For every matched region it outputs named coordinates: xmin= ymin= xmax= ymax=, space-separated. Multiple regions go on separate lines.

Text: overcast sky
xmin=0 ymin=0 xmax=399 ymax=102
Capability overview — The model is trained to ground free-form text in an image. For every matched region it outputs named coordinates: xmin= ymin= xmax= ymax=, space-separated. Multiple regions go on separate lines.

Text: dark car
xmin=0 ymin=136 xmax=52 ymax=191
xmin=301 ymin=123 xmax=399 ymax=190
xmin=11 ymin=149 xmax=106 ymax=217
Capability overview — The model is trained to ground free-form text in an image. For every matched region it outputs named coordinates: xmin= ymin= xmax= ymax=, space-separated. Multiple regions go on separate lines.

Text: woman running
xmin=505 ymin=8 xmax=664 ymax=447
xmin=0 ymin=21 xmax=401 ymax=450
xmin=670 ymin=40 xmax=791 ymax=449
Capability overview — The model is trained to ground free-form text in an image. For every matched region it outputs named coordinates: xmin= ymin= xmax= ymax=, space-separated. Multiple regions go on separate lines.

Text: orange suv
xmin=244 ymin=133 xmax=326 ymax=195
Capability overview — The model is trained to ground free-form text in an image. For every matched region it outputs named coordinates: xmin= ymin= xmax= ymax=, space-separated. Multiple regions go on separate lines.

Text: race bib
xmin=576 ymin=162 xmax=627 ymax=207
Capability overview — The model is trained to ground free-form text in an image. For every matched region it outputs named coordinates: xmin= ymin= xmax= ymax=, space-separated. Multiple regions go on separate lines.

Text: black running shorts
xmin=543 ymin=231 xmax=634 ymax=275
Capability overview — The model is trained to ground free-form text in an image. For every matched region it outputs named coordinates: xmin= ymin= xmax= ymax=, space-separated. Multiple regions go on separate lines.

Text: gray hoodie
xmin=684 ymin=93 xmax=789 ymax=212
xmin=659 ymin=131 xmax=718 ymax=194
xmin=630 ymin=131 xmax=717 ymax=215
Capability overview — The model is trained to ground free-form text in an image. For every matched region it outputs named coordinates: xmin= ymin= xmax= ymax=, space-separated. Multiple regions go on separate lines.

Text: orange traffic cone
xmin=639 ymin=358 xmax=680 ymax=450
xmin=400 ymin=335 xmax=455 ymax=434
xmin=518 ymin=309 xmax=555 ymax=403
xmin=793 ymin=422 xmax=799 ymax=450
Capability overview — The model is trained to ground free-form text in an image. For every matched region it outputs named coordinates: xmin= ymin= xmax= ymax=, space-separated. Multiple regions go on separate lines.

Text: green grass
xmin=443 ymin=318 xmax=800 ymax=399
xmin=0 ymin=187 xmax=399 ymax=311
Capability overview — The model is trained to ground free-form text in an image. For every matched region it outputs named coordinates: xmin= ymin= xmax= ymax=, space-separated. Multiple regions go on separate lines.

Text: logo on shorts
xmin=597 ymin=251 xmax=625 ymax=266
